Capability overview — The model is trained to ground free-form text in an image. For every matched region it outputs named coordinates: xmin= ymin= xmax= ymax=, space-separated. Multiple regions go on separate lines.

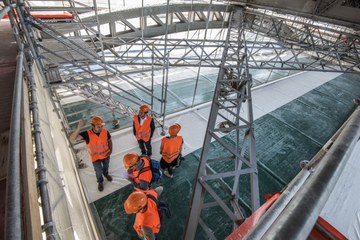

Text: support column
xmin=184 ymin=7 xmax=260 ymax=240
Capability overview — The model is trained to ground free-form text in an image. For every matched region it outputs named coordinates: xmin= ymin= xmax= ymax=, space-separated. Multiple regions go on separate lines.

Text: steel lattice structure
xmin=184 ymin=6 xmax=260 ymax=239
xmin=20 ymin=4 xmax=359 ymax=132
xmin=4 ymin=0 xmax=360 ymax=239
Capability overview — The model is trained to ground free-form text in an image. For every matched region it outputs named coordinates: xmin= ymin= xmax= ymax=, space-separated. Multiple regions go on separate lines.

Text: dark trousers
xmin=160 ymin=157 xmax=178 ymax=175
xmin=92 ymin=156 xmax=110 ymax=183
xmin=138 ymin=139 xmax=152 ymax=156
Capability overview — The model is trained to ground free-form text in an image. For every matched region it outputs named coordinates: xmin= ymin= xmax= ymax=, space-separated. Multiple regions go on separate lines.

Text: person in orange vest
xmin=133 ymin=104 xmax=155 ymax=157
xmin=69 ymin=116 xmax=113 ymax=191
xmin=123 ymin=153 xmax=152 ymax=191
xmin=160 ymin=123 xmax=183 ymax=178
xmin=124 ymin=186 xmax=163 ymax=240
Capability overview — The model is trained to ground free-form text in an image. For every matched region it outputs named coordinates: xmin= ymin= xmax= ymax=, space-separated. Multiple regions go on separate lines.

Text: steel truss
xmin=27 ymin=16 xmax=162 ymax=128
xmin=36 ymin=4 xmax=360 ymax=73
xmin=25 ymin=3 xmax=360 ymax=133
xmin=96 ymin=10 xmax=359 ymax=72
xmin=38 ymin=16 xmax=360 ymax=73
xmin=184 ymin=6 xmax=260 ymax=239
xmin=46 ymin=3 xmax=232 ymax=40
xmin=12 ymin=1 xmax=360 ymax=238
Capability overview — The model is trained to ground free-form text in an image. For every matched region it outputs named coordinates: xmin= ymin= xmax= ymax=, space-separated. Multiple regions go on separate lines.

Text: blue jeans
xmin=138 ymin=139 xmax=152 ymax=156
xmin=92 ymin=156 xmax=110 ymax=183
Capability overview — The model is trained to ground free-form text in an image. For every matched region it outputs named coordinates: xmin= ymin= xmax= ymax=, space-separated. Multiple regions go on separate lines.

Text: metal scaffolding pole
xmin=184 ymin=7 xmax=260 ymax=239
xmin=262 ymin=107 xmax=360 ymax=239
xmin=5 ymin=44 xmax=24 ymax=240
xmin=11 ymin=1 xmax=57 ymax=238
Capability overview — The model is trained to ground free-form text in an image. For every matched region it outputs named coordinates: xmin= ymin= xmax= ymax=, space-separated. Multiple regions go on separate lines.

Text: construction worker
xmin=123 ymin=153 xmax=152 ymax=190
xmin=133 ymin=104 xmax=155 ymax=157
xmin=124 ymin=186 xmax=163 ymax=240
xmin=69 ymin=116 xmax=113 ymax=191
xmin=160 ymin=123 xmax=183 ymax=178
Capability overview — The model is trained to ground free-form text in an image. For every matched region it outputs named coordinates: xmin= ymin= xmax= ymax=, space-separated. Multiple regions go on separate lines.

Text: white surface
xmin=76 ymin=71 xmax=341 ymax=203
xmin=320 ymin=139 xmax=360 ymax=239
xmin=35 ymin=67 xmax=98 ymax=239
xmin=75 ymin=104 xmax=212 ymax=203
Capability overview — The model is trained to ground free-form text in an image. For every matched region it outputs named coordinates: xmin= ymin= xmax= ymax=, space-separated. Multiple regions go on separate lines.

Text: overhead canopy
xmin=230 ymin=0 xmax=360 ymax=30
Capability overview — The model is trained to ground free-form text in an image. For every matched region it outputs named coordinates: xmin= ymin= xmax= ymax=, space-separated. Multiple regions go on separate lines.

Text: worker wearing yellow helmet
xmin=133 ymin=104 xmax=155 ymax=156
xmin=160 ymin=123 xmax=184 ymax=178
xmin=124 ymin=186 xmax=163 ymax=240
xmin=69 ymin=116 xmax=113 ymax=191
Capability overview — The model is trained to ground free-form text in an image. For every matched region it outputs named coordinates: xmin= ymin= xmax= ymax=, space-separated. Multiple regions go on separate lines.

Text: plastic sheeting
xmin=320 ymin=139 xmax=360 ymax=239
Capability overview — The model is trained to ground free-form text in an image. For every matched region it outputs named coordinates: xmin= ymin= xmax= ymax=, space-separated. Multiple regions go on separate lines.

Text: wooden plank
xmin=22 ymin=80 xmax=42 ymax=239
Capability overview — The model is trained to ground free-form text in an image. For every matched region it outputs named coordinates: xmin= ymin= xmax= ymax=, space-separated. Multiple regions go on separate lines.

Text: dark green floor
xmin=92 ymin=73 xmax=360 ymax=240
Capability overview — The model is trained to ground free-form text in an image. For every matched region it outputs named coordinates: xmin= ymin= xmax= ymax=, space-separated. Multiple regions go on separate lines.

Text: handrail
xmin=5 ymin=45 xmax=24 ymax=240
xmin=261 ymin=107 xmax=360 ymax=239
xmin=24 ymin=61 xmax=56 ymax=240
xmin=0 ymin=6 xmax=11 ymax=20
xmin=9 ymin=0 xmax=57 ymax=238
xmin=243 ymin=103 xmax=356 ymax=239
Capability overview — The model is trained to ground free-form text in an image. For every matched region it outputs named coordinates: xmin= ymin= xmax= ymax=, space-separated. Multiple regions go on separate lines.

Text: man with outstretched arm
xmin=69 ymin=116 xmax=113 ymax=191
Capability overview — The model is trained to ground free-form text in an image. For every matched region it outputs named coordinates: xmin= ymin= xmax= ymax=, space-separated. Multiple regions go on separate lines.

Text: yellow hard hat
xmin=169 ymin=123 xmax=181 ymax=136
xmin=91 ymin=116 xmax=105 ymax=126
xmin=123 ymin=153 xmax=139 ymax=169
xmin=124 ymin=191 xmax=147 ymax=214
xmin=139 ymin=104 xmax=150 ymax=113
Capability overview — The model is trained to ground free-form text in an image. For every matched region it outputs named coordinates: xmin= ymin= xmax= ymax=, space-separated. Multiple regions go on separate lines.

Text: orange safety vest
xmin=131 ymin=157 xmax=152 ymax=188
xmin=134 ymin=115 xmax=152 ymax=142
xmin=161 ymin=136 xmax=183 ymax=163
xmin=86 ymin=128 xmax=110 ymax=162
xmin=134 ymin=189 xmax=160 ymax=235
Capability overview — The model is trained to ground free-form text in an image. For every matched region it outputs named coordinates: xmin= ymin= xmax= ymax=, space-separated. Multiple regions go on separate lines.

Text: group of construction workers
xmin=69 ymin=104 xmax=184 ymax=239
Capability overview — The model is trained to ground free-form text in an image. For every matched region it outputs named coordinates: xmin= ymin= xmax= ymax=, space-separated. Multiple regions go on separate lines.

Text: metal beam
xmin=184 ymin=7 xmax=260 ymax=239
xmin=29 ymin=6 xmax=94 ymax=13
xmin=229 ymin=0 xmax=360 ymax=29
xmin=5 ymin=44 xmax=24 ymax=240
xmin=263 ymin=107 xmax=360 ymax=239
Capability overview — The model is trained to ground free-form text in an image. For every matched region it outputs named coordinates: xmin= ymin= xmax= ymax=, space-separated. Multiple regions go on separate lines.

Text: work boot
xmin=98 ymin=182 xmax=104 ymax=191
xmin=105 ymin=175 xmax=113 ymax=182
xmin=164 ymin=170 xmax=173 ymax=178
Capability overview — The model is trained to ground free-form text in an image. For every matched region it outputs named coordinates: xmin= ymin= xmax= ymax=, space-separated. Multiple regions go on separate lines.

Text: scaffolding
xmin=2 ymin=0 xmax=360 ymax=239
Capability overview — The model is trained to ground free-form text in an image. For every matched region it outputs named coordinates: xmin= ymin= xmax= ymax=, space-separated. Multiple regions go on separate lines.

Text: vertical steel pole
xmin=5 ymin=44 xmax=24 ymax=240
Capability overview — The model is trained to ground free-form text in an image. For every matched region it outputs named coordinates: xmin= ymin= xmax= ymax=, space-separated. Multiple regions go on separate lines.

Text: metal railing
xmin=4 ymin=1 xmax=57 ymax=239
xmin=5 ymin=44 xmax=24 ymax=240
xmin=244 ymin=106 xmax=360 ymax=239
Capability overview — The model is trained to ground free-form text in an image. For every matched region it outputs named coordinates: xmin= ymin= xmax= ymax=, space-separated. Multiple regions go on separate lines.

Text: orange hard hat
xmin=123 ymin=153 xmax=139 ymax=169
xmin=169 ymin=123 xmax=181 ymax=136
xmin=124 ymin=191 xmax=148 ymax=214
xmin=139 ymin=104 xmax=150 ymax=113
xmin=91 ymin=116 xmax=105 ymax=126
